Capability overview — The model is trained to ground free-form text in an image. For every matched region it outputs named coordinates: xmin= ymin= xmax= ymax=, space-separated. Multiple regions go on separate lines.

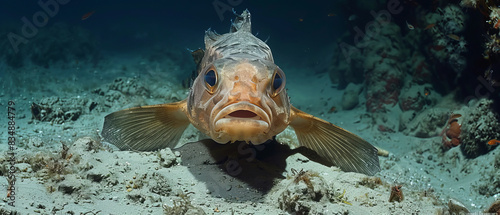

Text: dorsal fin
xmin=230 ymin=9 xmax=251 ymax=33
xmin=204 ymin=28 xmax=221 ymax=49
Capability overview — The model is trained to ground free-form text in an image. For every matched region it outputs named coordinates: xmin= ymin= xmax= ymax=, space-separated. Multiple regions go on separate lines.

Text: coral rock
xmin=460 ymin=99 xmax=500 ymax=158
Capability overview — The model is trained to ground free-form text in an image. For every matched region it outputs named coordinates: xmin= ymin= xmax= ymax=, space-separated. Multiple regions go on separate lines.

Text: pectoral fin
xmin=101 ymin=100 xmax=190 ymax=151
xmin=289 ymin=106 xmax=380 ymax=176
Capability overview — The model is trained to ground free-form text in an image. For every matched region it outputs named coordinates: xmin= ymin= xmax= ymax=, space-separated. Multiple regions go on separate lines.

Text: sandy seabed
xmin=0 ymin=54 xmax=499 ymax=215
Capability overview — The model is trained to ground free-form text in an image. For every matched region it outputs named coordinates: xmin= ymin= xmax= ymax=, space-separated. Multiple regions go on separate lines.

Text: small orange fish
xmin=447 ymin=34 xmax=461 ymax=41
xmin=299 ymin=18 xmax=304 ymax=22
xmin=406 ymin=21 xmax=414 ymax=30
xmin=327 ymin=13 xmax=336 ymax=17
xmin=82 ymin=11 xmax=95 ymax=20
xmin=424 ymin=23 xmax=435 ymax=30
xmin=488 ymin=139 xmax=500 ymax=145
xmin=424 ymin=87 xmax=431 ymax=96
xmin=450 ymin=113 xmax=462 ymax=119
xmin=430 ymin=45 xmax=445 ymax=51
xmin=494 ymin=19 xmax=500 ymax=29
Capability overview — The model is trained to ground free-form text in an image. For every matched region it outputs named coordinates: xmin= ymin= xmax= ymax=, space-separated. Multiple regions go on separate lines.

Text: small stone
xmin=185 ymin=207 xmax=207 ymax=215
xmin=86 ymin=170 xmax=106 ymax=182
xmin=158 ymin=148 xmax=177 ymax=168
xmin=58 ymin=183 xmax=78 ymax=194
xmin=70 ymin=137 xmax=96 ymax=152
xmin=448 ymin=198 xmax=469 ymax=214
xmin=30 ymin=137 xmax=44 ymax=148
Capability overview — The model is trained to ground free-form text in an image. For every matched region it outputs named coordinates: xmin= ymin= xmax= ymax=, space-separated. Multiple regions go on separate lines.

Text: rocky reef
xmin=332 ymin=0 xmax=499 ymax=144
xmin=460 ymin=99 xmax=500 ymax=158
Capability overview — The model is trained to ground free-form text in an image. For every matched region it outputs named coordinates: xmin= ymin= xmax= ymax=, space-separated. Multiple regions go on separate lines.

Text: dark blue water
xmin=1 ymin=0 xmax=341 ymax=69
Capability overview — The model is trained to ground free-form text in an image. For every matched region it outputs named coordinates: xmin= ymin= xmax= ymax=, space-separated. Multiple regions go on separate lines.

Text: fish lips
xmin=213 ymin=101 xmax=271 ymax=140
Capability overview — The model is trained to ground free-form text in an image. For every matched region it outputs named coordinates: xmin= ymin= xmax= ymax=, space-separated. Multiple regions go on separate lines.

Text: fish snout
xmin=227 ymin=73 xmax=261 ymax=102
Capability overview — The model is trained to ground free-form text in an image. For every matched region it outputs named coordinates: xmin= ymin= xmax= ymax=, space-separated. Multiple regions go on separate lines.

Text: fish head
xmin=187 ymin=56 xmax=290 ymax=144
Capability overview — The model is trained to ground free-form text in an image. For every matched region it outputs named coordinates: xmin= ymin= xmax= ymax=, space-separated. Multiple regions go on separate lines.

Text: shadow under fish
xmin=175 ymin=138 xmax=333 ymax=201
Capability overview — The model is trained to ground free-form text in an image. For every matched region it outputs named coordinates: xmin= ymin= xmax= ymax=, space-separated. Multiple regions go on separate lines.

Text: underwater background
xmin=1 ymin=0 xmax=500 ymax=214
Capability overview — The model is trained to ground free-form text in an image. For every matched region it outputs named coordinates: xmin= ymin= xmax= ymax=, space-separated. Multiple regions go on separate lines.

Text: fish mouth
xmin=213 ymin=102 xmax=271 ymax=140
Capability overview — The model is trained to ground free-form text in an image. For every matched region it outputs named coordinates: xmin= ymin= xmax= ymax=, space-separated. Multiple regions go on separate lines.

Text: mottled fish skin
xmin=101 ymin=10 xmax=380 ymax=176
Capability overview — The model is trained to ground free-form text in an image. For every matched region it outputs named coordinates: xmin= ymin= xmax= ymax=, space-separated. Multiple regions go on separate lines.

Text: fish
xmin=494 ymin=19 xmax=500 ymax=29
xmin=101 ymin=10 xmax=380 ymax=176
xmin=81 ymin=11 xmax=95 ymax=20
xmin=424 ymin=23 xmax=435 ymax=30
xmin=424 ymin=87 xmax=431 ymax=96
xmin=488 ymin=139 xmax=500 ymax=146
xmin=450 ymin=113 xmax=462 ymax=120
xmin=430 ymin=45 xmax=446 ymax=51
xmin=447 ymin=34 xmax=461 ymax=41
xmin=406 ymin=21 xmax=414 ymax=30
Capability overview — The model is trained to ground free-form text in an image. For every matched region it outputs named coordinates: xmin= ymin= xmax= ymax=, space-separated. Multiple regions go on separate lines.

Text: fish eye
xmin=270 ymin=68 xmax=285 ymax=97
xmin=273 ymin=72 xmax=282 ymax=90
xmin=205 ymin=70 xmax=216 ymax=86
xmin=204 ymin=66 xmax=218 ymax=94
